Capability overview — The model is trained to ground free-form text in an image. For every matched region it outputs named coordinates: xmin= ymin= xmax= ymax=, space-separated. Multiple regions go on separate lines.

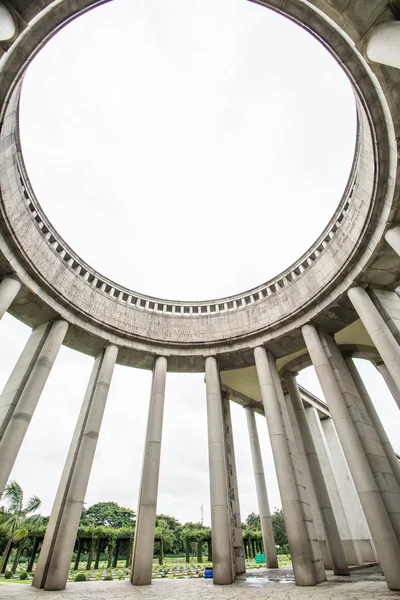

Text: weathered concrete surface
xmin=245 ymin=407 xmax=278 ymax=569
xmin=0 ymin=1 xmax=399 ymax=596
xmin=348 ymin=287 xmax=400 ymax=394
xmin=320 ymin=417 xmax=376 ymax=564
xmin=254 ymin=346 xmax=325 ymax=586
xmin=302 ymin=324 xmax=400 ymax=589
xmin=0 ymin=0 xmax=398 ymax=372
xmin=306 ymin=406 xmax=367 ymax=566
xmin=221 ymin=394 xmax=246 ymax=575
xmin=205 ymin=357 xmax=235 ymax=585
xmin=131 ymin=356 xmax=167 ymax=586
xmin=0 ymin=275 xmax=20 ymax=319
xmin=33 ymin=344 xmax=118 ymax=591
xmin=285 ymin=374 xmax=349 ymax=575
xmin=0 ymin=319 xmax=68 ymax=498
xmin=345 ymin=356 xmax=400 ymax=490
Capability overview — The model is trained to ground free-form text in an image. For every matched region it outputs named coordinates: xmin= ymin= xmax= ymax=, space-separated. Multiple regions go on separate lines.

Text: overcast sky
xmin=1 ymin=0 xmax=399 ymax=528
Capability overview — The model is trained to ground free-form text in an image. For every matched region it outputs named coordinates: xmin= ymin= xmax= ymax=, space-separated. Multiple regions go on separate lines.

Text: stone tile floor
xmin=0 ymin=571 xmax=399 ymax=600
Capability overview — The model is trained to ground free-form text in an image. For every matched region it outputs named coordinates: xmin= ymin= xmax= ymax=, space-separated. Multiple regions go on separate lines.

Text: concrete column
xmin=222 ymin=394 xmax=245 ymax=574
xmin=305 ymin=408 xmax=365 ymax=566
xmin=284 ymin=390 xmax=329 ymax=569
xmin=385 ymin=226 xmax=400 ymax=256
xmin=204 ymin=357 xmax=234 ymax=585
xmin=376 ymin=361 xmax=400 ymax=410
xmin=131 ymin=356 xmax=167 ymax=586
xmin=285 ymin=374 xmax=349 ymax=575
xmin=368 ymin=288 xmax=400 ymax=348
xmin=320 ymin=334 xmax=400 ymax=548
xmin=245 ymin=407 xmax=278 ymax=569
xmin=345 ymin=357 xmax=400 ymax=490
xmin=0 ymin=323 xmax=50 ymax=443
xmin=320 ymin=418 xmax=376 ymax=563
xmin=33 ymin=344 xmax=118 ymax=590
xmin=0 ymin=319 xmax=68 ymax=498
xmin=365 ymin=22 xmax=400 ymax=69
xmin=0 ymin=276 xmax=21 ymax=320
xmin=302 ymin=323 xmax=400 ymax=590
xmin=347 ymin=286 xmax=400 ymax=394
xmin=254 ymin=345 xmax=324 ymax=586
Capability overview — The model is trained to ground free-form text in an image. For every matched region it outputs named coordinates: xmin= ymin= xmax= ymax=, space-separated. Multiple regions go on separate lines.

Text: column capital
xmin=2 ymin=273 xmax=21 ymax=283
xmin=153 ymin=354 xmax=168 ymax=365
xmin=347 ymin=284 xmax=400 ymax=394
xmin=0 ymin=274 xmax=22 ymax=320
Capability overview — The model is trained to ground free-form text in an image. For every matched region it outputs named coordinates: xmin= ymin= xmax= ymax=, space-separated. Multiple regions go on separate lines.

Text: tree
xmin=83 ymin=519 xmax=96 ymax=570
xmin=155 ymin=519 xmax=175 ymax=565
xmin=180 ymin=523 xmax=210 ymax=563
xmin=156 ymin=514 xmax=182 ymax=554
xmin=180 ymin=528 xmax=192 ymax=563
xmin=80 ymin=502 xmax=135 ymax=528
xmin=271 ymin=508 xmax=288 ymax=551
xmin=245 ymin=513 xmax=261 ymax=529
xmin=155 ymin=514 xmax=181 ymax=531
xmin=105 ymin=529 xmax=117 ymax=568
xmin=0 ymin=481 xmax=42 ymax=573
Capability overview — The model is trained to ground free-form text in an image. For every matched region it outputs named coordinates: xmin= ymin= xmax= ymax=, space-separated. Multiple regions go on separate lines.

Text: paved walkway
xmin=0 ymin=577 xmax=399 ymax=600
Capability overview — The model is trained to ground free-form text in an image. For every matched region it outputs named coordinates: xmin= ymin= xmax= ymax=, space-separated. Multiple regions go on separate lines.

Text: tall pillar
xmin=204 ymin=356 xmax=234 ymax=585
xmin=33 ymin=344 xmax=118 ymax=590
xmin=365 ymin=23 xmax=400 ymax=69
xmin=254 ymin=346 xmax=325 ymax=586
xmin=347 ymin=286 xmax=400 ymax=394
xmin=222 ymin=394 xmax=245 ymax=574
xmin=367 ymin=288 xmax=400 ymax=347
xmin=302 ymin=323 xmax=400 ymax=590
xmin=320 ymin=417 xmax=376 ymax=563
xmin=285 ymin=374 xmax=349 ymax=575
xmin=375 ymin=361 xmax=400 ymax=410
xmin=245 ymin=407 xmax=278 ymax=569
xmin=0 ymin=319 xmax=68 ymax=497
xmin=305 ymin=408 xmax=365 ymax=565
xmin=131 ymin=356 xmax=167 ymax=586
xmin=0 ymin=276 xmax=21 ymax=320
xmin=320 ymin=333 xmax=400 ymax=547
xmin=345 ymin=356 xmax=400 ymax=490
xmin=284 ymin=389 xmax=329 ymax=569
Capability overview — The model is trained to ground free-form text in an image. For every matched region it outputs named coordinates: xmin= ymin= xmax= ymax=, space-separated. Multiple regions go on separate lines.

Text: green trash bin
xmin=255 ymin=553 xmax=265 ymax=564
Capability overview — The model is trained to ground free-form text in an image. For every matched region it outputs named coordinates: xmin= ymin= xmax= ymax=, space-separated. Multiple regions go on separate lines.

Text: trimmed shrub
xmin=4 ymin=571 xmax=13 ymax=579
xmin=103 ymin=574 xmax=113 ymax=581
xmin=74 ymin=573 xmax=87 ymax=582
xmin=19 ymin=572 xmax=28 ymax=580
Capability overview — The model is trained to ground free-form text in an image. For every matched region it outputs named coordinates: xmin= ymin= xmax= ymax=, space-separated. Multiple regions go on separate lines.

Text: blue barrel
xmin=204 ymin=567 xmax=213 ymax=579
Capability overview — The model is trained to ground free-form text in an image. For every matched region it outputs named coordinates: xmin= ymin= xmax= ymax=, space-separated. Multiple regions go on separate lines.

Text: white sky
xmin=2 ymin=0 xmax=399 ymax=527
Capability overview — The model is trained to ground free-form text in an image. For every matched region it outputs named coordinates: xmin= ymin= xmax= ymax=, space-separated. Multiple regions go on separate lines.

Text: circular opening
xmin=19 ymin=0 xmax=356 ymax=301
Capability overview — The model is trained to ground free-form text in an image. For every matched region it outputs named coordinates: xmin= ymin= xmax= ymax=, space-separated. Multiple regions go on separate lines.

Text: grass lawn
xmin=0 ymin=555 xmax=292 ymax=584
xmin=67 ymin=556 xmax=292 ymax=581
xmin=0 ymin=577 xmax=32 ymax=585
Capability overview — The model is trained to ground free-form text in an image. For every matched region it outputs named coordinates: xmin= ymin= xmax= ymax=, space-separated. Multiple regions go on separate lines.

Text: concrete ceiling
xmin=220 ymin=319 xmax=377 ymax=404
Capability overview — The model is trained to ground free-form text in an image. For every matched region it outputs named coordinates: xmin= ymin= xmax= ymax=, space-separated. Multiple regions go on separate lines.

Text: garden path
xmin=0 ymin=576 xmax=399 ymax=600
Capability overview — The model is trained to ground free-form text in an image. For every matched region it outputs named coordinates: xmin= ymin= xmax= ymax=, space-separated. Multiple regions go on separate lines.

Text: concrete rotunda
xmin=1 ymin=0 xmax=400 ymax=593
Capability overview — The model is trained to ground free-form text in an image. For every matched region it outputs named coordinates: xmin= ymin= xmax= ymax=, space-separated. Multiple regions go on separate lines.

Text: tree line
xmin=0 ymin=482 xmax=288 ymax=574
